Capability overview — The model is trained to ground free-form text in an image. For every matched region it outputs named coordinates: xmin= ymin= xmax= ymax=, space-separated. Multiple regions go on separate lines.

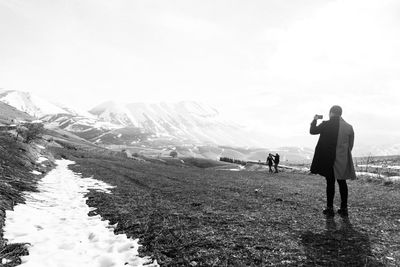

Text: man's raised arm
xmin=310 ymin=115 xmax=324 ymax=135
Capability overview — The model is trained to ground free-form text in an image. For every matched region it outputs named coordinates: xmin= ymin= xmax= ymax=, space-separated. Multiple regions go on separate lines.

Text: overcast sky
xmin=1 ymin=0 xmax=400 ymax=151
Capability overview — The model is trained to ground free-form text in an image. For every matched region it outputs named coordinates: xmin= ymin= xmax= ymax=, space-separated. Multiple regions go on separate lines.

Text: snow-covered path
xmin=4 ymin=159 xmax=158 ymax=267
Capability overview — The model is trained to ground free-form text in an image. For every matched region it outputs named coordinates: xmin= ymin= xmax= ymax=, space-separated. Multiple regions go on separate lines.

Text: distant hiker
xmin=273 ymin=153 xmax=280 ymax=173
xmin=310 ymin=105 xmax=356 ymax=217
xmin=266 ymin=154 xmax=274 ymax=173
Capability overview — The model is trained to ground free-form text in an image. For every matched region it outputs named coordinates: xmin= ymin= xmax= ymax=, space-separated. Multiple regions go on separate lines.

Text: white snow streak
xmin=356 ymin=171 xmax=382 ymax=178
xmin=357 ymin=164 xmax=400 ymax=170
xmin=36 ymin=157 xmax=48 ymax=163
xmin=4 ymin=159 xmax=158 ymax=267
xmin=356 ymin=172 xmax=400 ymax=182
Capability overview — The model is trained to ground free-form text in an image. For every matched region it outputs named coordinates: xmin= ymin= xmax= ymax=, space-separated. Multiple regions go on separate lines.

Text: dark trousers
xmin=268 ymin=165 xmax=273 ymax=172
xmin=274 ymin=163 xmax=279 ymax=173
xmin=326 ymin=169 xmax=348 ymax=209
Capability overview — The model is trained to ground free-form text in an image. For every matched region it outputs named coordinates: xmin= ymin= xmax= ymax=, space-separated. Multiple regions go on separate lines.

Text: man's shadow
xmin=300 ymin=216 xmax=384 ymax=266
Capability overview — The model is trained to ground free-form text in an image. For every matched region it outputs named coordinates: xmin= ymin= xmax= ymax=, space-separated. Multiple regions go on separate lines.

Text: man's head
xmin=329 ymin=105 xmax=342 ymax=118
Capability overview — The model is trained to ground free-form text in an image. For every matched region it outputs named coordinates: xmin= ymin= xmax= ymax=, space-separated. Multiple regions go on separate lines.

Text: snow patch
xmin=357 ymin=164 xmax=400 ymax=170
xmin=387 ymin=176 xmax=400 ymax=181
xmin=356 ymin=171 xmax=400 ymax=182
xmin=356 ymin=171 xmax=382 ymax=178
xmin=2 ymin=258 xmax=11 ymax=264
xmin=36 ymin=157 xmax=48 ymax=163
xmin=4 ymin=160 xmax=158 ymax=267
xmin=31 ymin=170 xmax=41 ymax=175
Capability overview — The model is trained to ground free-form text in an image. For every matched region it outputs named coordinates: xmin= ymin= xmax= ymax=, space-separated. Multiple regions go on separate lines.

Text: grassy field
xmin=51 ymin=147 xmax=400 ymax=267
xmin=2 ymin=124 xmax=399 ymax=266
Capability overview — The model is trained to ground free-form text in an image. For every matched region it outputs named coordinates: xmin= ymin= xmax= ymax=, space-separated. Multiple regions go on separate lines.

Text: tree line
xmin=219 ymin=157 xmax=247 ymax=166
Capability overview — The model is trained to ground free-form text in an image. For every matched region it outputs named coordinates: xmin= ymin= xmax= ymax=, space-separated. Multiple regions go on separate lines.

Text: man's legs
xmin=326 ymin=175 xmax=335 ymax=209
xmin=337 ymin=179 xmax=348 ymax=211
xmin=323 ymin=168 xmax=336 ymax=216
xmin=274 ymin=163 xmax=278 ymax=173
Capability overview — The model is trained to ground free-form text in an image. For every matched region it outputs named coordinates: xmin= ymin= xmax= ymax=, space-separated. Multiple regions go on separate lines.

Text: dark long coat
xmin=310 ymin=117 xmax=356 ymax=180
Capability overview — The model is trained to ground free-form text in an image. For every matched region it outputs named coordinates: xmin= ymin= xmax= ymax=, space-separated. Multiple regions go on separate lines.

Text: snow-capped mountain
xmin=36 ymin=99 xmax=260 ymax=147
xmin=42 ymin=113 xmax=151 ymax=145
xmin=2 ymin=89 xmax=398 ymax=158
xmin=0 ymin=89 xmax=258 ymax=147
xmin=90 ymin=101 xmax=222 ymax=127
xmin=89 ymin=101 xmax=138 ymax=126
xmin=0 ymin=89 xmax=69 ymax=117
xmin=0 ymin=89 xmax=90 ymax=118
xmin=43 ymin=113 xmax=121 ymax=132
xmin=89 ymin=101 xmax=258 ymax=147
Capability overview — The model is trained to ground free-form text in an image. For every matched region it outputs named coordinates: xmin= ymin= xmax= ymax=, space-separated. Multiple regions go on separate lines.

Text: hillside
xmin=0 ymin=131 xmax=54 ymax=261
xmin=0 ymin=102 xmax=33 ymax=125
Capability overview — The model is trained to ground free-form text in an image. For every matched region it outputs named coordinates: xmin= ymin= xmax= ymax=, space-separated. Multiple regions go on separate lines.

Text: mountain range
xmin=0 ymin=89 xmax=398 ymax=160
xmin=0 ymin=89 xmax=278 ymax=156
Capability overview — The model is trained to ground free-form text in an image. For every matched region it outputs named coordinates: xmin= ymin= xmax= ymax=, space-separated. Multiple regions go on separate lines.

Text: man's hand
xmin=314 ymin=115 xmax=320 ymax=121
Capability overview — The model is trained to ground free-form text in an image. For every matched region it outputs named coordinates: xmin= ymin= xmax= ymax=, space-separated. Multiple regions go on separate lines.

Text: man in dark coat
xmin=266 ymin=154 xmax=274 ymax=173
xmin=310 ymin=105 xmax=356 ymax=217
xmin=273 ymin=153 xmax=280 ymax=173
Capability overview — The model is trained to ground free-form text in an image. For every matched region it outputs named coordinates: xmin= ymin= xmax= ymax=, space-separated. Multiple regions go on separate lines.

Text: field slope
xmin=55 ymin=148 xmax=399 ymax=266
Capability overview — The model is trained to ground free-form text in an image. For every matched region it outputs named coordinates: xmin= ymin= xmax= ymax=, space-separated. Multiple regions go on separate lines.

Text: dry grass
xmin=0 ymin=132 xmax=54 ymax=266
xmin=0 ymin=243 xmax=30 ymax=266
xmin=54 ymin=147 xmax=400 ymax=266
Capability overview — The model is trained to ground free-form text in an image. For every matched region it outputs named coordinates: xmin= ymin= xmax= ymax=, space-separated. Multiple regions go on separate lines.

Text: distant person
xmin=273 ymin=153 xmax=280 ymax=173
xmin=310 ymin=105 xmax=356 ymax=217
xmin=266 ymin=154 xmax=274 ymax=173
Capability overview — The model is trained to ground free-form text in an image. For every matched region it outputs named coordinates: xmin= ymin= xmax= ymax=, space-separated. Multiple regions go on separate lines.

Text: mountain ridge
xmin=0 ymin=89 xmax=399 ymax=158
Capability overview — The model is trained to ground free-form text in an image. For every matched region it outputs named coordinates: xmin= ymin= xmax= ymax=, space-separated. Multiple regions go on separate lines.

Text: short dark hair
xmin=330 ymin=105 xmax=342 ymax=117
